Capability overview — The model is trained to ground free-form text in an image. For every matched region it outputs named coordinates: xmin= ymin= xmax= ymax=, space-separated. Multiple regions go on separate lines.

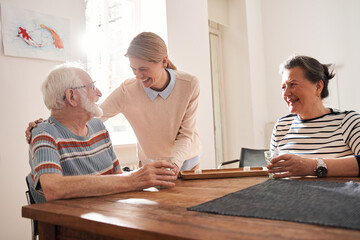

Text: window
xmin=84 ymin=0 xmax=167 ymax=145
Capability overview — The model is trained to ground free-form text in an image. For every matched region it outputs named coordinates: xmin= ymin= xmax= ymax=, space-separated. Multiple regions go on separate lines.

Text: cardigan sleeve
xmin=99 ymin=83 xmax=126 ymax=122
xmin=170 ymin=76 xmax=200 ymax=168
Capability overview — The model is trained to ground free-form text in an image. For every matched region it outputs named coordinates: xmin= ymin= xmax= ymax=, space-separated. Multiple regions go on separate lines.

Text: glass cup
xmin=264 ymin=150 xmax=278 ymax=179
xmin=148 ymin=157 xmax=173 ymax=171
xmin=264 ymin=150 xmax=289 ymax=179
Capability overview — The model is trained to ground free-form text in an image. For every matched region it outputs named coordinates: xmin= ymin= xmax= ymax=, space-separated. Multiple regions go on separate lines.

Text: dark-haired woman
xmin=267 ymin=55 xmax=360 ymax=178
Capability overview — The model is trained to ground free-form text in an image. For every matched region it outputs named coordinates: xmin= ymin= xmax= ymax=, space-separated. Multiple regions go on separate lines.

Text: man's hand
xmin=25 ymin=118 xmax=43 ymax=144
xmin=129 ymin=161 xmax=177 ymax=189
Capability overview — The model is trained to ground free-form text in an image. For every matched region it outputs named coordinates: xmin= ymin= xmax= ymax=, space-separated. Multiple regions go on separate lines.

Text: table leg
xmin=38 ymin=222 xmax=55 ymax=240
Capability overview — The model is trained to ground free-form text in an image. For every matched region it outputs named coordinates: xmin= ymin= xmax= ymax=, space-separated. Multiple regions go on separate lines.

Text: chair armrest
xmin=217 ymin=159 xmax=240 ymax=169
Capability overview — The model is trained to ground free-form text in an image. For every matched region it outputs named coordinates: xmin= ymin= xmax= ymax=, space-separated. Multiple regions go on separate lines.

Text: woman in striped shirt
xmin=267 ymin=55 xmax=360 ymax=178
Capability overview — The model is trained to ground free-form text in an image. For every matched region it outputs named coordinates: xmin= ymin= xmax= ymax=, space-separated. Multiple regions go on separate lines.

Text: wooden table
xmin=22 ymin=176 xmax=360 ymax=240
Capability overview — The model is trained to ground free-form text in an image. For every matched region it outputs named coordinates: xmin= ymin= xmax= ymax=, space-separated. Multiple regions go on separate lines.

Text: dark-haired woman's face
xmin=281 ymin=67 xmax=323 ymax=119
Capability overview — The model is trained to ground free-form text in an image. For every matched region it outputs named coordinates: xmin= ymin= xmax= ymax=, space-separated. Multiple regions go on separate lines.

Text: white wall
xmin=208 ymin=0 xmax=229 ymax=26
xmin=166 ymin=0 xmax=216 ymax=169
xmin=217 ymin=0 xmax=360 ymax=162
xmin=0 ymin=0 xmax=86 ymax=239
xmin=245 ymin=0 xmax=268 ymax=148
xmin=220 ymin=0 xmax=255 ymax=161
xmin=261 ymin=0 xmax=360 ymax=123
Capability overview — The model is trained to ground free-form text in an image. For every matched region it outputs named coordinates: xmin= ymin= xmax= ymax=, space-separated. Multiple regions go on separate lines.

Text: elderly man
xmin=27 ymin=63 xmax=176 ymax=203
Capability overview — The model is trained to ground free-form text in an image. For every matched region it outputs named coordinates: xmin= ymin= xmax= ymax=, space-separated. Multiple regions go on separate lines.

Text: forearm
xmin=269 ymin=154 xmax=360 ymax=178
xmin=40 ymin=162 xmax=177 ymax=201
xmin=303 ymin=156 xmax=359 ymax=177
xmin=324 ymin=156 xmax=359 ymax=177
xmin=40 ymin=173 xmax=133 ymax=201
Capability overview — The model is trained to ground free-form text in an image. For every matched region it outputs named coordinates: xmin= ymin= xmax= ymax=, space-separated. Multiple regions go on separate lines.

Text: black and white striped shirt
xmin=271 ymin=109 xmax=360 ymax=158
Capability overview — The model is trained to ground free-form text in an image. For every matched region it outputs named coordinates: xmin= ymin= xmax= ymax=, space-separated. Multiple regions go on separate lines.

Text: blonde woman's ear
xmin=162 ymin=56 xmax=168 ymax=68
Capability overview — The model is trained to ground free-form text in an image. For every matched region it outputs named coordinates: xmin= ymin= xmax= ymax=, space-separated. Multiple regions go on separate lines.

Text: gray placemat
xmin=188 ymin=179 xmax=360 ymax=230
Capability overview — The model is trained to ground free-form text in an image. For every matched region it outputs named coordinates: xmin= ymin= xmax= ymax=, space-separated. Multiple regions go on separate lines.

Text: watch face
xmin=316 ymin=167 xmax=328 ymax=177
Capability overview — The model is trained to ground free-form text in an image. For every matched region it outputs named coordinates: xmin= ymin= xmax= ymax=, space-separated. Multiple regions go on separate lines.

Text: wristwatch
xmin=315 ymin=158 xmax=328 ymax=178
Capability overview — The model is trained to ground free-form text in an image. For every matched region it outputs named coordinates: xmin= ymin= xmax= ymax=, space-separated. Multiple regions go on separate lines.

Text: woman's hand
xmin=267 ymin=153 xmax=317 ymax=178
xmin=25 ymin=118 xmax=43 ymax=144
xmin=129 ymin=161 xmax=177 ymax=190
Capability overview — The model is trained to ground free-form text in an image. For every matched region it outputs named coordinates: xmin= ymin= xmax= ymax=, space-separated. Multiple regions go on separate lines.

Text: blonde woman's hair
xmin=125 ymin=32 xmax=177 ymax=70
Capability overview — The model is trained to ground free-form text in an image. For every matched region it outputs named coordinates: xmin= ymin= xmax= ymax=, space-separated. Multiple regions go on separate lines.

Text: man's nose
xmin=96 ymin=88 xmax=102 ymax=97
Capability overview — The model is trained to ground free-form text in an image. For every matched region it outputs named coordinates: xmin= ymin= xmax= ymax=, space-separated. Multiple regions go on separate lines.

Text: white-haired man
xmin=27 ymin=63 xmax=176 ymax=203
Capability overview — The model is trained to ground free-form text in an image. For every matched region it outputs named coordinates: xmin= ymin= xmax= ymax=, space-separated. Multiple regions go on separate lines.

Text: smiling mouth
xmin=140 ymin=77 xmax=151 ymax=83
xmin=287 ymin=98 xmax=299 ymax=105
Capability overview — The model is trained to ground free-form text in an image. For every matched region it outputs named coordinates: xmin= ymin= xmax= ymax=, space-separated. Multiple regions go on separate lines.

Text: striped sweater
xmin=270 ymin=109 xmax=360 ymax=158
xmin=27 ymin=116 xmax=120 ymax=203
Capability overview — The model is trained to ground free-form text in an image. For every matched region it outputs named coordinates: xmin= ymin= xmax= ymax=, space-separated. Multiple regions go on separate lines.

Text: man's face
xmin=76 ymin=70 xmax=103 ymax=118
xmin=80 ymin=93 xmax=103 ymax=118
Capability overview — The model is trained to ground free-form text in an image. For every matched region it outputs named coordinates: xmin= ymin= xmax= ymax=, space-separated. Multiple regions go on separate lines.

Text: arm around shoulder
xmin=99 ymin=83 xmax=127 ymax=122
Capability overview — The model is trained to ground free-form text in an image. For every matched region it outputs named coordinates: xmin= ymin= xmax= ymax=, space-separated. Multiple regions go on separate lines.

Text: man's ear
xmin=64 ymin=89 xmax=79 ymax=107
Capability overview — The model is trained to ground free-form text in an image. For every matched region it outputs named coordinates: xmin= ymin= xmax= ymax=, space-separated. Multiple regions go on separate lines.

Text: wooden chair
xmin=218 ymin=147 xmax=268 ymax=168
xmin=25 ymin=177 xmax=38 ymax=240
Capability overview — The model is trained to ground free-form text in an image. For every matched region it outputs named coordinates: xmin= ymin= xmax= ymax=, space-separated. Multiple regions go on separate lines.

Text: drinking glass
xmin=264 ymin=150 xmax=278 ymax=179
xmin=148 ymin=157 xmax=173 ymax=171
xmin=264 ymin=150 xmax=289 ymax=179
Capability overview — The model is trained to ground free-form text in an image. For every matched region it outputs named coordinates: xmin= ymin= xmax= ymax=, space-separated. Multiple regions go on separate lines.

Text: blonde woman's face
xmin=129 ymin=57 xmax=167 ymax=89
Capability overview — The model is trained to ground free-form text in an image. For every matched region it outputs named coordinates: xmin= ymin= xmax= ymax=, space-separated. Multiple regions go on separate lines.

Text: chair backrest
xmin=25 ymin=177 xmax=38 ymax=239
xmin=239 ymin=147 xmax=268 ymax=167
xmin=26 ymin=177 xmax=36 ymax=205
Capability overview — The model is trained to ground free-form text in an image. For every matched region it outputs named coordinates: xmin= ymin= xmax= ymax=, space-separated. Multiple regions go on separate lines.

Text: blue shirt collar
xmin=142 ymin=68 xmax=176 ymax=101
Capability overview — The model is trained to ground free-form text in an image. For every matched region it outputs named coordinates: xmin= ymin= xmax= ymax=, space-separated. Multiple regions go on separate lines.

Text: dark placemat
xmin=188 ymin=179 xmax=360 ymax=230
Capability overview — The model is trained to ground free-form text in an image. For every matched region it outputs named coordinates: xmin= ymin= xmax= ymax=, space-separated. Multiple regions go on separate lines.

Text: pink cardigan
xmin=100 ymin=70 xmax=201 ymax=168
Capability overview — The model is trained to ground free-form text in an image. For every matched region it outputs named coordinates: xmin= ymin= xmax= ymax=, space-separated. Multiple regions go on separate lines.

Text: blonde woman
xmin=27 ymin=32 xmax=201 ymax=176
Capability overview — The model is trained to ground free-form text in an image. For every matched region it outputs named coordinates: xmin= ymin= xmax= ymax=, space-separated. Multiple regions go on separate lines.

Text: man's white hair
xmin=42 ymin=62 xmax=85 ymax=110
